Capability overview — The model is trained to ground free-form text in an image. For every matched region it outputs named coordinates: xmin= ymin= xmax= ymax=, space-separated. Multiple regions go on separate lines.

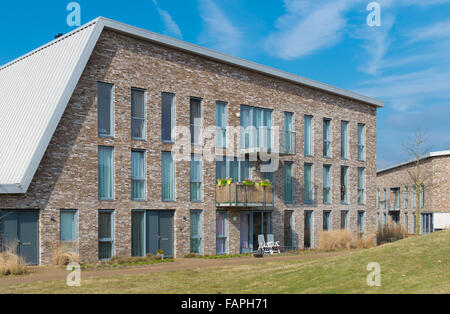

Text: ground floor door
xmin=0 ymin=210 xmax=39 ymax=265
xmin=240 ymin=211 xmax=272 ymax=253
xmin=132 ymin=210 xmax=174 ymax=258
xmin=304 ymin=211 xmax=313 ymax=249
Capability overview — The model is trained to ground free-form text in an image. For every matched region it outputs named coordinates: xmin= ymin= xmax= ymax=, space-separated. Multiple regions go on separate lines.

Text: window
xmin=162 ymin=152 xmax=175 ymax=201
xmin=131 ymin=211 xmax=145 ymax=257
xmin=216 ymin=211 xmax=228 ymax=254
xmin=190 ymin=154 xmax=202 ymax=202
xmin=284 ymin=211 xmax=294 ymax=247
xmin=323 ymin=118 xmax=331 ymax=157
xmin=420 ymin=184 xmax=424 ymax=208
xmin=357 ymin=124 xmax=366 ymax=161
xmin=340 ymin=211 xmax=348 ymax=229
xmin=404 ymin=213 xmax=408 ymax=234
xmin=392 ymin=188 xmax=400 ymax=209
xmin=358 ymin=168 xmax=365 ymax=205
xmin=161 ymin=93 xmax=175 ymax=143
xmin=421 ymin=213 xmax=433 ymax=234
xmin=262 ymin=160 xmax=274 ymax=183
xmin=383 ymin=188 xmax=387 ymax=209
xmin=357 ymin=211 xmax=365 ymax=235
xmin=304 ymin=115 xmax=313 ymax=156
xmin=412 ymin=185 xmax=417 ymax=208
xmin=304 ymin=163 xmax=313 ymax=203
xmin=413 ymin=213 xmax=416 ymax=234
xmin=240 ymin=105 xmax=273 ymax=150
xmin=284 ymin=112 xmax=294 ymax=153
xmin=377 ymin=189 xmax=380 ymax=209
xmin=377 ymin=213 xmax=380 ymax=231
xmin=341 ymin=121 xmax=349 ymax=159
xmin=216 ymin=158 xmax=250 ymax=182
xmin=340 ymin=166 xmax=349 ymax=204
xmin=60 ymin=210 xmax=77 ymax=245
xmin=190 ymin=98 xmax=202 ymax=146
xmin=98 ymin=146 xmax=114 ymax=200
xmin=404 ymin=186 xmax=409 ymax=209
xmin=98 ymin=210 xmax=114 ymax=260
xmin=323 ymin=211 xmax=331 ymax=231
xmin=131 ymin=88 xmax=146 ymax=140
xmin=323 ymin=165 xmax=331 ymax=204
xmin=190 ymin=210 xmax=202 ymax=254
xmin=284 ymin=162 xmax=294 ymax=203
xmin=98 ymin=82 xmax=114 ymax=137
xmin=131 ymin=150 xmax=146 ymax=201
xmin=216 ymin=102 xmax=227 ymax=148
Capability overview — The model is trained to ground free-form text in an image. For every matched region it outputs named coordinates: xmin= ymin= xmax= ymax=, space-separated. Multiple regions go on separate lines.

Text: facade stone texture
xmin=0 ymin=30 xmax=378 ymax=265
xmin=376 ymin=155 xmax=450 ymax=233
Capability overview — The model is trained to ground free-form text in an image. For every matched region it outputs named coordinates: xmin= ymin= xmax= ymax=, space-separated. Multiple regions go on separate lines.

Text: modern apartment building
xmin=0 ymin=18 xmax=383 ymax=265
xmin=376 ymin=151 xmax=450 ymax=234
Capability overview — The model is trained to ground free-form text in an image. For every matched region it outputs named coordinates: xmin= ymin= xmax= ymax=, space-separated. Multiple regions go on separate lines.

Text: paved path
xmin=0 ymin=252 xmax=347 ymax=286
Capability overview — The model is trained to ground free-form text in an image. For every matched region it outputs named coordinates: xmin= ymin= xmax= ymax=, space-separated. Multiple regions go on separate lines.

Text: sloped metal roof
xmin=0 ymin=17 xmax=383 ymax=194
xmin=377 ymin=150 xmax=450 ymax=174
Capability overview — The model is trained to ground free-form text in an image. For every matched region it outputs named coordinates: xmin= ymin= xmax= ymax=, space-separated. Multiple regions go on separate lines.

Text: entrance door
xmin=0 ymin=210 xmax=39 ymax=265
xmin=304 ymin=211 xmax=313 ymax=249
xmin=146 ymin=211 xmax=174 ymax=258
xmin=240 ymin=211 xmax=272 ymax=253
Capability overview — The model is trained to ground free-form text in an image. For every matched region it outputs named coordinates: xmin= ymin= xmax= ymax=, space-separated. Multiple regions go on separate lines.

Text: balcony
xmin=216 ymin=182 xmax=274 ymax=207
xmin=240 ymin=127 xmax=296 ymax=157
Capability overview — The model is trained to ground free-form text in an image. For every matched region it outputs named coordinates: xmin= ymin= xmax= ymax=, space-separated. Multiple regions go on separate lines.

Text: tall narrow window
xmin=340 ymin=166 xmax=348 ymax=203
xmin=190 ymin=98 xmax=202 ymax=146
xmin=304 ymin=115 xmax=313 ymax=156
xmin=404 ymin=213 xmax=408 ymax=234
xmin=98 ymin=146 xmax=114 ymax=200
xmin=131 ymin=211 xmax=145 ymax=257
xmin=98 ymin=210 xmax=114 ymax=260
xmin=323 ymin=118 xmax=331 ymax=157
xmin=190 ymin=210 xmax=202 ymax=254
xmin=284 ymin=211 xmax=294 ymax=247
xmin=383 ymin=188 xmax=387 ymax=209
xmin=304 ymin=163 xmax=313 ymax=203
xmin=341 ymin=121 xmax=349 ymax=159
xmin=216 ymin=211 xmax=227 ymax=254
xmin=131 ymin=150 xmax=146 ymax=201
xmin=131 ymin=88 xmax=146 ymax=140
xmin=357 ymin=211 xmax=365 ymax=235
xmin=98 ymin=82 xmax=114 ymax=137
xmin=357 ymin=124 xmax=366 ymax=161
xmin=190 ymin=154 xmax=202 ymax=202
xmin=60 ymin=210 xmax=77 ymax=245
xmin=323 ymin=211 xmax=331 ymax=231
xmin=420 ymin=184 xmax=424 ymax=208
xmin=240 ymin=105 xmax=273 ymax=150
xmin=216 ymin=158 xmax=250 ymax=182
xmin=341 ymin=211 xmax=348 ymax=229
xmin=284 ymin=161 xmax=293 ymax=203
xmin=284 ymin=112 xmax=294 ymax=153
xmin=412 ymin=185 xmax=417 ymax=208
xmin=216 ymin=102 xmax=227 ymax=148
xmin=377 ymin=189 xmax=380 ymax=209
xmin=161 ymin=93 xmax=175 ymax=143
xmin=358 ymin=168 xmax=365 ymax=205
xmin=404 ymin=186 xmax=409 ymax=209
xmin=262 ymin=160 xmax=274 ymax=183
xmin=323 ymin=165 xmax=331 ymax=204
xmin=162 ymin=152 xmax=175 ymax=201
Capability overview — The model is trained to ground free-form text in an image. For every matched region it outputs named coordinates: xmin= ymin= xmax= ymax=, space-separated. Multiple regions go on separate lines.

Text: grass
xmin=0 ymin=230 xmax=449 ymax=294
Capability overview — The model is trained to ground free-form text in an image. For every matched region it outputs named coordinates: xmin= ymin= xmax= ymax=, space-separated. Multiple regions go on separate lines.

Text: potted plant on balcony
xmin=217 ymin=179 xmax=227 ymax=187
xmin=242 ymin=179 xmax=254 ymax=186
xmin=226 ymin=177 xmax=233 ymax=185
xmin=261 ymin=180 xmax=272 ymax=187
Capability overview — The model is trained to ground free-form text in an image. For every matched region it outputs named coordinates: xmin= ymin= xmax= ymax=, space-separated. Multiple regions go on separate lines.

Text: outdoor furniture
xmin=266 ymin=234 xmax=281 ymax=255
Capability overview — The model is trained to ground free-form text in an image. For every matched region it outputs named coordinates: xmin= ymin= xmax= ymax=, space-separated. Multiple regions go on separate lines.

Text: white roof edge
xmin=377 ymin=150 xmax=450 ymax=174
xmin=98 ymin=17 xmax=384 ymax=108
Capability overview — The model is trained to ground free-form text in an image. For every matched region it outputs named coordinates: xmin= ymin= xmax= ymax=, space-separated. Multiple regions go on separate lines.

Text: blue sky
xmin=1 ymin=0 xmax=450 ymax=169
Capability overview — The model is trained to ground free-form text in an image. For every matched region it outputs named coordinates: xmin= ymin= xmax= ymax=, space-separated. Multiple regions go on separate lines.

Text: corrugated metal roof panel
xmin=0 ymin=20 xmax=101 ymax=193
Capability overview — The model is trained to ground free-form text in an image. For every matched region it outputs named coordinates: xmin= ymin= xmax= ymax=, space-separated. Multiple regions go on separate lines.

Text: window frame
xmin=304 ymin=115 xmax=313 ymax=156
xmin=216 ymin=211 xmax=228 ymax=255
xmin=190 ymin=97 xmax=203 ymax=146
xmin=341 ymin=121 xmax=349 ymax=160
xmin=162 ymin=151 xmax=175 ymax=202
xmin=190 ymin=210 xmax=203 ymax=254
xmin=190 ymin=154 xmax=203 ymax=202
xmin=357 ymin=123 xmax=366 ymax=161
xmin=131 ymin=149 xmax=147 ymax=201
xmin=131 ymin=88 xmax=146 ymax=141
xmin=216 ymin=101 xmax=228 ymax=149
xmin=161 ymin=92 xmax=175 ymax=144
xmin=323 ymin=118 xmax=332 ymax=158
xmin=357 ymin=167 xmax=365 ymax=205
xmin=284 ymin=161 xmax=294 ymax=204
xmin=98 ymin=146 xmax=115 ymax=201
xmin=60 ymin=209 xmax=78 ymax=244
xmin=323 ymin=165 xmax=331 ymax=204
xmin=304 ymin=163 xmax=313 ymax=204
xmin=98 ymin=210 xmax=114 ymax=261
xmin=97 ymin=82 xmax=114 ymax=138
xmin=340 ymin=166 xmax=349 ymax=204
xmin=323 ymin=211 xmax=331 ymax=231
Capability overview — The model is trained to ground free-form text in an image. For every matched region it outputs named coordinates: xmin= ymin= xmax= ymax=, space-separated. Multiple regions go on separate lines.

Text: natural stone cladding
xmin=376 ymin=154 xmax=450 ymax=233
xmin=0 ymin=29 xmax=378 ymax=265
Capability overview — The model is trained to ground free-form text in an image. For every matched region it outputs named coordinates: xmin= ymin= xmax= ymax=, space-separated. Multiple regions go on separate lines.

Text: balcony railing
xmin=216 ymin=183 xmax=274 ymax=207
xmin=240 ymin=127 xmax=296 ymax=156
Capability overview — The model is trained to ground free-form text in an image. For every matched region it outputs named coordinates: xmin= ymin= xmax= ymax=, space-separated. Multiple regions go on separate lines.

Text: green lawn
xmin=1 ymin=230 xmax=449 ymax=294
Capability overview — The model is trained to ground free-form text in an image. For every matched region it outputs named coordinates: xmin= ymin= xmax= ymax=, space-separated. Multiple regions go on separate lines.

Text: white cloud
xmin=264 ymin=0 xmax=356 ymax=60
xmin=409 ymin=20 xmax=450 ymax=44
xmin=152 ymin=0 xmax=183 ymax=39
xmin=197 ymin=0 xmax=242 ymax=54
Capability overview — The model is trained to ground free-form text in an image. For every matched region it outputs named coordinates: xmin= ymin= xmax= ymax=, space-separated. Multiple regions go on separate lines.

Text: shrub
xmin=376 ymin=221 xmax=407 ymax=245
xmin=52 ymin=243 xmax=79 ymax=266
xmin=356 ymin=236 xmax=376 ymax=249
xmin=0 ymin=250 xmax=27 ymax=276
xmin=318 ymin=230 xmax=353 ymax=251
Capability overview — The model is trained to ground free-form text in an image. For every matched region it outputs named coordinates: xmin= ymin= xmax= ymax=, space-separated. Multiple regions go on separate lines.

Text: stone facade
xmin=376 ymin=154 xmax=450 ymax=233
xmin=0 ymin=29 xmax=378 ymax=265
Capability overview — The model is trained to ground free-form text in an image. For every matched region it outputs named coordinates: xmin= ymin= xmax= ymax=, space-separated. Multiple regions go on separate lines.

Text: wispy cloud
xmin=197 ymin=0 xmax=242 ymax=54
xmin=264 ymin=0 xmax=355 ymax=60
xmin=152 ymin=0 xmax=183 ymax=39
xmin=409 ymin=20 xmax=450 ymax=44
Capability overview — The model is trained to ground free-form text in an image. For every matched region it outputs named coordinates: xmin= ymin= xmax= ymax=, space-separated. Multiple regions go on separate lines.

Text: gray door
xmin=0 ymin=210 xmax=39 ymax=265
xmin=146 ymin=211 xmax=174 ymax=258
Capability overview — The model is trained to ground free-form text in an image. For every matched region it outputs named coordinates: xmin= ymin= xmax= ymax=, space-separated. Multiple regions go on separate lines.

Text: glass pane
xmin=60 ymin=211 xmax=76 ymax=242
xmin=304 ymin=164 xmax=313 ymax=202
xmin=162 ymin=152 xmax=174 ymax=201
xmin=131 ymin=118 xmax=145 ymax=139
xmin=284 ymin=211 xmax=293 ymax=247
xmin=161 ymin=93 xmax=174 ymax=142
xmin=216 ymin=238 xmax=226 ymax=255
xmin=240 ymin=213 xmax=250 ymax=250
xmin=216 ymin=212 xmax=226 ymax=237
xmin=131 ymin=212 xmax=144 ymax=257
xmin=98 ymin=212 xmax=112 ymax=239
xmin=216 ymin=160 xmax=226 ymax=180
xmin=190 ymin=183 xmax=202 ymax=201
xmin=99 ymin=242 xmax=112 ymax=260
xmin=253 ymin=212 xmax=262 ymax=250
xmin=341 ymin=121 xmax=348 ymax=158
xmin=98 ymin=146 xmax=113 ymax=199
xmin=98 ymin=83 xmax=113 ymax=136
xmin=190 ymin=99 xmax=202 ymax=145
xmin=304 ymin=116 xmax=312 ymax=155
xmin=131 ymin=89 xmax=145 ymax=118
xmin=284 ymin=162 xmax=293 ymax=202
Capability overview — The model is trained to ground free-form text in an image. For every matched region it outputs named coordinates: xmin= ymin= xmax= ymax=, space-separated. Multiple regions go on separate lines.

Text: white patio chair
xmin=257 ymin=234 xmax=267 ymax=253
xmin=266 ymin=234 xmax=281 ymax=255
